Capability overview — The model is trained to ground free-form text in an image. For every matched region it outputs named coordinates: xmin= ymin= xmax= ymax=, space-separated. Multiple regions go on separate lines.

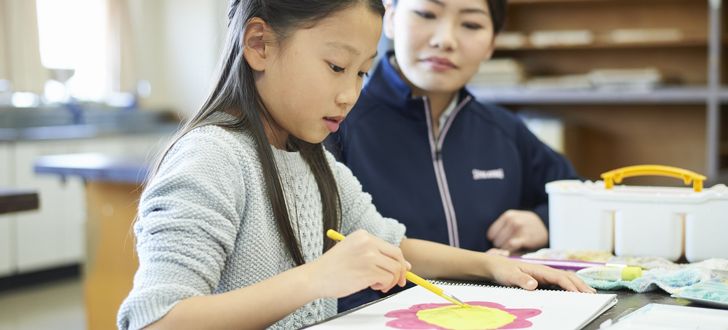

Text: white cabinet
xmin=13 ymin=140 xmax=86 ymax=272
xmin=1 ymin=133 xmax=168 ymax=275
xmin=0 ymin=144 xmax=15 ymax=277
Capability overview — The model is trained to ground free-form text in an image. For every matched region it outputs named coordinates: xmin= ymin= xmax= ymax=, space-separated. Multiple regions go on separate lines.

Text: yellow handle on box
xmin=600 ymin=165 xmax=706 ymax=192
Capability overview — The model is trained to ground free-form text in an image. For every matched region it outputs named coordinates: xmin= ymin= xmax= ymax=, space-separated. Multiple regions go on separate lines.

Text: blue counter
xmin=34 ymin=153 xmax=151 ymax=184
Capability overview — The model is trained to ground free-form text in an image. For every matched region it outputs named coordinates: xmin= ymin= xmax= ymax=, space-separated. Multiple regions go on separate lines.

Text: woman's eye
xmin=463 ymin=22 xmax=484 ymax=30
xmin=357 ymin=71 xmax=369 ymax=78
xmin=413 ymin=10 xmax=436 ymax=19
xmin=329 ymin=63 xmax=345 ymax=73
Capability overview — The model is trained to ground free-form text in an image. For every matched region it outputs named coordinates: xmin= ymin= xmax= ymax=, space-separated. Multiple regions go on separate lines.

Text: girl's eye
xmin=329 ymin=63 xmax=345 ymax=73
xmin=463 ymin=22 xmax=484 ymax=30
xmin=357 ymin=71 xmax=369 ymax=78
xmin=413 ymin=10 xmax=436 ymax=19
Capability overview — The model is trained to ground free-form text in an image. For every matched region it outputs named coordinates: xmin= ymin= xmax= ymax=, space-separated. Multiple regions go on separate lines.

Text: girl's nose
xmin=336 ymin=78 xmax=360 ymax=110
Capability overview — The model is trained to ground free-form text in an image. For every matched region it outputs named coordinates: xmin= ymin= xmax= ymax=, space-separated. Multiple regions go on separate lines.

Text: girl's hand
xmin=309 ymin=229 xmax=410 ymax=299
xmin=487 ymin=256 xmax=596 ymax=293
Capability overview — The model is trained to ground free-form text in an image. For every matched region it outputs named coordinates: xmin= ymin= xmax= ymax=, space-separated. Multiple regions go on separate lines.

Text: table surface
xmin=0 ymin=188 xmax=39 ymax=214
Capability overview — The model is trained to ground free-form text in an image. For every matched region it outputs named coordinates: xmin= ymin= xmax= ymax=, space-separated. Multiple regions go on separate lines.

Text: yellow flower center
xmin=416 ymin=305 xmax=516 ymax=330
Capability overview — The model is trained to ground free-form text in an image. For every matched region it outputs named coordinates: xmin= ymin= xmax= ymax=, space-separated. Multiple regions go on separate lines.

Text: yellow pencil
xmin=326 ymin=229 xmax=469 ymax=307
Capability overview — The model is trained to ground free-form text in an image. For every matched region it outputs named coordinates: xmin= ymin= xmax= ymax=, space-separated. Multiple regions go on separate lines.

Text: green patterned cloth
xmin=577 ymin=267 xmax=710 ymax=294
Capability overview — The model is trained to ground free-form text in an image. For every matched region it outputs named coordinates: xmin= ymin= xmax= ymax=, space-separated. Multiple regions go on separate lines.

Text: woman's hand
xmin=487 ymin=210 xmax=548 ymax=252
xmin=309 ymin=229 xmax=410 ymax=299
xmin=487 ymin=256 xmax=595 ymax=293
xmin=485 ymin=248 xmax=510 ymax=257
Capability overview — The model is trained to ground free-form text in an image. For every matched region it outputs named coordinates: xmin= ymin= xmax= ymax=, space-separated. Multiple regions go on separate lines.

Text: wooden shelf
xmin=719 ymin=144 xmax=728 ymax=155
xmin=496 ymin=37 xmax=708 ymax=51
xmin=508 ymin=0 xmax=691 ymax=4
xmin=469 ymin=86 xmax=728 ymax=105
xmin=714 ymin=170 xmax=728 ymax=184
xmin=509 ymin=0 xmax=611 ymax=3
xmin=493 ymin=0 xmax=723 ymax=179
xmin=496 ymin=33 xmax=712 ymax=53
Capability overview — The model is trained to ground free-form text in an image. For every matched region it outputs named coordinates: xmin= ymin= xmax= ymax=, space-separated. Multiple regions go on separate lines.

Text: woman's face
xmin=385 ymin=0 xmax=496 ymax=94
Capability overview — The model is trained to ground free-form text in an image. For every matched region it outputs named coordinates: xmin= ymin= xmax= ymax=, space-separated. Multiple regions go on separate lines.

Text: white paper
xmin=313 ymin=284 xmax=617 ymax=330
xmin=605 ymin=303 xmax=728 ymax=330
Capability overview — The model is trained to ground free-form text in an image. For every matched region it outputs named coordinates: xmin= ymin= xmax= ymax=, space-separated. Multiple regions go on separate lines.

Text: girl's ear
xmin=383 ymin=0 xmax=396 ymax=39
xmin=242 ymin=17 xmax=269 ymax=71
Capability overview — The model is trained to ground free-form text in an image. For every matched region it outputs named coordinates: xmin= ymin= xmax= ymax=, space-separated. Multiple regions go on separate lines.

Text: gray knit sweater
xmin=117 ymin=125 xmax=406 ymax=330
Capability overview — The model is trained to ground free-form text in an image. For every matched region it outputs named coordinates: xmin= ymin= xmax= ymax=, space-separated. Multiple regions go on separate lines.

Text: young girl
xmin=118 ymin=0 xmax=593 ymax=329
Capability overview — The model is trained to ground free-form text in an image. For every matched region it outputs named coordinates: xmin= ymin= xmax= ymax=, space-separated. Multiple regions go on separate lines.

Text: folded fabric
xmin=577 ymin=267 xmax=711 ymax=294
xmin=672 ymin=279 xmax=728 ymax=307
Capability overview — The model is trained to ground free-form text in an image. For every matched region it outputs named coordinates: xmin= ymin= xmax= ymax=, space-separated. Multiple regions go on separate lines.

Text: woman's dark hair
xmin=486 ymin=0 xmax=507 ymax=33
xmin=148 ymin=0 xmax=385 ymax=266
xmin=393 ymin=0 xmax=507 ymax=34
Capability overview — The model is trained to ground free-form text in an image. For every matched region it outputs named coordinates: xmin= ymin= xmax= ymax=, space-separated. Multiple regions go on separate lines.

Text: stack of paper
xmin=609 ymin=28 xmax=684 ymax=44
xmin=525 ymin=74 xmax=593 ymax=91
xmin=469 ymin=58 xmax=526 ymax=88
xmin=588 ymin=68 xmax=662 ymax=91
xmin=530 ymin=30 xmax=594 ymax=48
xmin=495 ymin=32 xmax=528 ymax=49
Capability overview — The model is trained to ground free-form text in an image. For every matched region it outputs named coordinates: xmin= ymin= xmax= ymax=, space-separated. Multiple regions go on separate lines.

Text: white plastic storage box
xmin=546 ymin=165 xmax=728 ymax=262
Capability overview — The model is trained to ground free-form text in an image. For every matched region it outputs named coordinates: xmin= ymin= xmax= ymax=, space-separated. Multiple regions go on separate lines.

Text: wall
xmin=129 ymin=0 xmax=226 ymax=117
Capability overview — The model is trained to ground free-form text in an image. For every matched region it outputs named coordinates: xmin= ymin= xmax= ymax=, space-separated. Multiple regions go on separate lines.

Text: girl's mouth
xmin=323 ymin=116 xmax=344 ymax=133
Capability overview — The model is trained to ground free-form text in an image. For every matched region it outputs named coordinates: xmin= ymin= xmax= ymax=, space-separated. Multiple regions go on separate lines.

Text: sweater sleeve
xmin=325 ymin=151 xmax=406 ymax=246
xmin=117 ymin=127 xmax=245 ymax=330
xmin=516 ymin=120 xmax=579 ymax=227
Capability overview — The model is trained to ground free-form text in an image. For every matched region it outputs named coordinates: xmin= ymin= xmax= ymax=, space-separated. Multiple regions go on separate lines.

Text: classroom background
xmin=1 ymin=0 xmax=726 ymax=329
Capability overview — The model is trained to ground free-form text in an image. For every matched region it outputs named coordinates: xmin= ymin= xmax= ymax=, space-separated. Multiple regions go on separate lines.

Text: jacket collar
xmin=366 ymin=51 xmax=474 ymax=113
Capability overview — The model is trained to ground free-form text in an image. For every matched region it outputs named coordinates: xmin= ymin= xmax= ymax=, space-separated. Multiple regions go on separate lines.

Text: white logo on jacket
xmin=472 ymin=168 xmax=505 ymax=180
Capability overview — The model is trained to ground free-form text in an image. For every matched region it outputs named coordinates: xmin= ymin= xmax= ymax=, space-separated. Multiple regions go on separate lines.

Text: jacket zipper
xmin=423 ymin=95 xmax=472 ymax=248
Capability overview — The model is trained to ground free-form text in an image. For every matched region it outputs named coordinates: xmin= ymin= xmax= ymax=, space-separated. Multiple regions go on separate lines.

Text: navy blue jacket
xmin=330 ymin=54 xmax=578 ymax=250
xmin=327 ymin=54 xmax=578 ymax=311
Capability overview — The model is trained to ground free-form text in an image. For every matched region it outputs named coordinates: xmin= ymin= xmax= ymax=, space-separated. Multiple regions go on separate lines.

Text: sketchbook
xmin=313 ymin=283 xmax=617 ymax=330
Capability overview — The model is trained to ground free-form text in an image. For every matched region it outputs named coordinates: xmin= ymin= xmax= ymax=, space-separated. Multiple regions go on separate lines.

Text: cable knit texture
xmin=117 ymin=125 xmax=406 ymax=330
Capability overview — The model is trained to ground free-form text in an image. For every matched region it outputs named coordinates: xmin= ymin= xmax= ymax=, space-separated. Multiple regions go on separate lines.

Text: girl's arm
xmin=400 ymin=238 xmax=595 ymax=293
xmin=146 ymin=263 xmax=320 ymax=329
xmin=146 ymin=230 xmax=409 ymax=330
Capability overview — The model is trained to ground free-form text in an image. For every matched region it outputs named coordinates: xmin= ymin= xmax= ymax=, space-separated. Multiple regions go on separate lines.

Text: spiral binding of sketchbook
xmin=313 ymin=282 xmax=617 ymax=330
xmin=431 ymin=280 xmax=582 ymax=290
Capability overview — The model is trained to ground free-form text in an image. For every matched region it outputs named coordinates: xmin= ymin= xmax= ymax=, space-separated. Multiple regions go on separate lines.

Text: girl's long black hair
xmin=148 ymin=0 xmax=385 ymax=266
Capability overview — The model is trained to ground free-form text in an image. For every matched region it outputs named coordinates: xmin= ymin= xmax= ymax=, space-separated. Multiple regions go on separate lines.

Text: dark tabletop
xmin=0 ymin=188 xmax=39 ymax=214
xmin=34 ymin=153 xmax=150 ymax=184
xmin=585 ymin=289 xmax=693 ymax=329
